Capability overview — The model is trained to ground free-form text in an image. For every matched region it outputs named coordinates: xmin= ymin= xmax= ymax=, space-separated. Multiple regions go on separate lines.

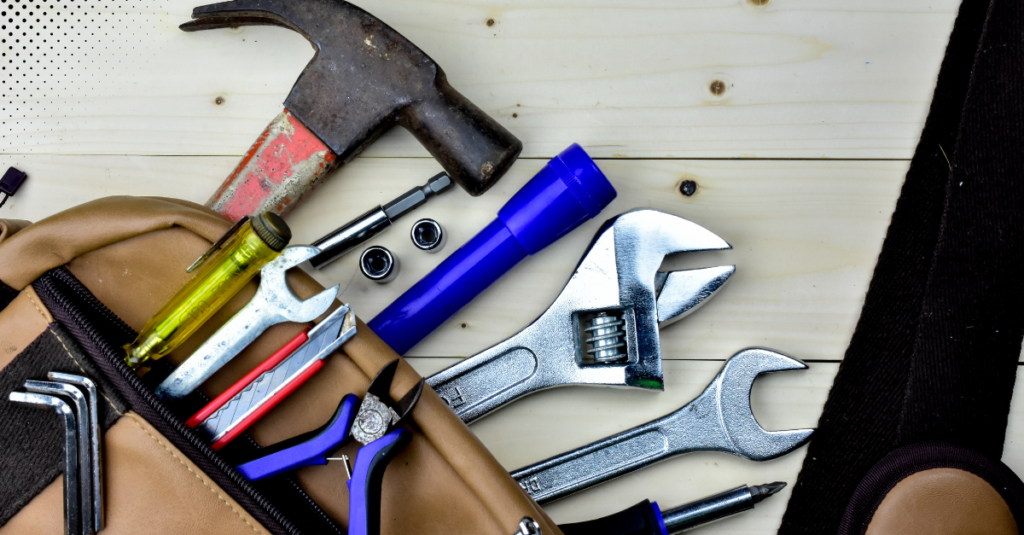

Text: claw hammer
xmin=183 ymin=0 xmax=523 ymax=221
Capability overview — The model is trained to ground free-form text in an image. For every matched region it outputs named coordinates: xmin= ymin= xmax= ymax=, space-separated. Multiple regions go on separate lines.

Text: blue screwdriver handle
xmin=558 ymin=500 xmax=666 ymax=535
xmin=347 ymin=429 xmax=413 ymax=535
xmin=368 ymin=144 xmax=617 ymax=355
xmin=236 ymin=394 xmax=359 ymax=481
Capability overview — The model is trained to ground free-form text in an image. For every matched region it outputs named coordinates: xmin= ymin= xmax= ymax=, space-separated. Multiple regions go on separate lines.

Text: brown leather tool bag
xmin=0 ymin=196 xmax=559 ymax=535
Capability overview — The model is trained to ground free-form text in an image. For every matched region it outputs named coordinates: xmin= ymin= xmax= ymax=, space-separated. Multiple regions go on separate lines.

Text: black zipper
xmin=33 ymin=267 xmax=345 ymax=535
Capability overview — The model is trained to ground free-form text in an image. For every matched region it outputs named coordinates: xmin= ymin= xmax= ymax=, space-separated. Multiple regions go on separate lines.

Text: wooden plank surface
xmin=0 ymin=155 xmax=905 ymax=361
xmin=8 ymin=1 xmax=1022 ymax=534
xmin=1 ymin=0 xmax=958 ymax=158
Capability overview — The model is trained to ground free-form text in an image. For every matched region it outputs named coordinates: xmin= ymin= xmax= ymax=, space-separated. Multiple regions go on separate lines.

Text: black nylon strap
xmin=780 ymin=0 xmax=1024 ymax=531
xmin=0 ymin=325 xmax=128 ymax=526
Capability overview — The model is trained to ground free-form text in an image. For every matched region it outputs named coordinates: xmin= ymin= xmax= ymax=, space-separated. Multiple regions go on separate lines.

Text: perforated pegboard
xmin=2 ymin=0 xmax=152 ymax=151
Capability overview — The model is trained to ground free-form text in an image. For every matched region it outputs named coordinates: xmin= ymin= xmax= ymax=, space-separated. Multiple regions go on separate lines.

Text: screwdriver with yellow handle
xmin=124 ymin=212 xmax=291 ymax=371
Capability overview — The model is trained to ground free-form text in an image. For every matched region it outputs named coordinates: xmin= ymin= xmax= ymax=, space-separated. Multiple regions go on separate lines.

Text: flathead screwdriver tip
xmin=750 ymin=481 xmax=787 ymax=504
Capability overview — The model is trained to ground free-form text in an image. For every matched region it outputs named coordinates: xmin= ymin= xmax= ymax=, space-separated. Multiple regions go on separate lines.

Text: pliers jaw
xmin=352 ymin=360 xmax=424 ymax=445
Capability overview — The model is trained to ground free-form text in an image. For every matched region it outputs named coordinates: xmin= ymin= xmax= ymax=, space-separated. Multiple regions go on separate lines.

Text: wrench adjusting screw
xmin=410 ymin=218 xmax=446 ymax=253
xmin=361 ymin=246 xmax=400 ymax=284
xmin=584 ymin=311 xmax=628 ymax=364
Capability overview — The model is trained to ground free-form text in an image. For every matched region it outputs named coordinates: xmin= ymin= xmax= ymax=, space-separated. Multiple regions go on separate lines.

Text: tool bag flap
xmin=0 ymin=196 xmax=558 ymax=535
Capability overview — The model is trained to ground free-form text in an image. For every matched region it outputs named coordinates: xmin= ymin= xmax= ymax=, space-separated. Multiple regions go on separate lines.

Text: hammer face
xmin=187 ymin=0 xmax=522 ymax=198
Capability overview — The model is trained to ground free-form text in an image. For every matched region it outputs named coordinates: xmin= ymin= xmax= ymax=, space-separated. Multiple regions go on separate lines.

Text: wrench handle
xmin=155 ymin=305 xmax=277 ymax=400
xmin=510 ymin=417 xmax=680 ymax=504
xmin=426 ymin=345 xmax=541 ymax=424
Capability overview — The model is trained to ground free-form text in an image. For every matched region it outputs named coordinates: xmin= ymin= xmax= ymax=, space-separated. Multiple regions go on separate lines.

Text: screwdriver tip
xmin=750 ymin=481 xmax=787 ymax=504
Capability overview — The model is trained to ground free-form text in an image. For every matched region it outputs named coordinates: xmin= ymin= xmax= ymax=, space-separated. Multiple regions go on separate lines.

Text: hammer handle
xmin=207 ymin=110 xmax=338 ymax=222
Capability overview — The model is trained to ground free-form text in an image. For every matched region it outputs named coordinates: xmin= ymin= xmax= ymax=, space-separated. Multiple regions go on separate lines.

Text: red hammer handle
xmin=206 ymin=110 xmax=338 ymax=222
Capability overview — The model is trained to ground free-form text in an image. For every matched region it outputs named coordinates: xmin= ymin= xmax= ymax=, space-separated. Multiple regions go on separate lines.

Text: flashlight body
xmin=368 ymin=144 xmax=617 ymax=355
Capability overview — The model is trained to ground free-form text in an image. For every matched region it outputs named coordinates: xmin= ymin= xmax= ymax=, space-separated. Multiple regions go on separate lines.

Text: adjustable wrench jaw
xmin=427 ymin=209 xmax=733 ymax=423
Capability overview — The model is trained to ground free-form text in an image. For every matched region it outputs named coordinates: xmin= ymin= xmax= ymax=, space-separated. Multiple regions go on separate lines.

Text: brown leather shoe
xmin=838 ymin=443 xmax=1024 ymax=535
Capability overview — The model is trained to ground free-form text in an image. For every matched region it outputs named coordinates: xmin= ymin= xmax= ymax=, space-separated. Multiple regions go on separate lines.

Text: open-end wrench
xmin=426 ymin=209 xmax=735 ymax=424
xmin=510 ymin=348 xmax=814 ymax=504
xmin=156 ymin=246 xmax=339 ymax=400
xmin=9 ymin=392 xmax=79 ymax=535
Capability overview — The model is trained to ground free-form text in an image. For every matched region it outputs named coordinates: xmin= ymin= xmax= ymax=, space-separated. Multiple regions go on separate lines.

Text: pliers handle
xmin=236 ymin=394 xmax=359 ymax=480
xmin=347 ymin=428 xmax=413 ymax=535
xmin=233 ymin=360 xmax=422 ymax=535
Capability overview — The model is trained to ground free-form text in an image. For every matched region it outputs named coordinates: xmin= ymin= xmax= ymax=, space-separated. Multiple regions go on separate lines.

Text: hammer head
xmin=184 ymin=0 xmax=522 ymax=196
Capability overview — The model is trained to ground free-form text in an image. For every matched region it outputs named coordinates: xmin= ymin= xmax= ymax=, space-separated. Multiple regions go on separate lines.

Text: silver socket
xmin=411 ymin=219 xmax=446 ymax=253
xmin=360 ymin=246 xmax=400 ymax=283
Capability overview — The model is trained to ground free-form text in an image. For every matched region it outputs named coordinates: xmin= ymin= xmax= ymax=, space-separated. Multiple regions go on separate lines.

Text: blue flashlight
xmin=368 ymin=143 xmax=617 ymax=355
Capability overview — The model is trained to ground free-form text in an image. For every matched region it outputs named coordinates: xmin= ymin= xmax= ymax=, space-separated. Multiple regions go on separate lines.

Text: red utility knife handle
xmin=187 ymin=327 xmax=311 ymax=429
xmin=210 ymin=359 xmax=326 ymax=451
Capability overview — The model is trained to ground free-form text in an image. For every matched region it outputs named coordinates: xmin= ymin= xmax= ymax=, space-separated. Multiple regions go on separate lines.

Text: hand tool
xmin=48 ymin=373 xmax=104 ymax=533
xmin=155 ymin=246 xmax=339 ymax=400
xmin=369 ymin=143 xmax=618 ymax=355
xmin=513 ymin=518 xmax=542 ymax=535
xmin=235 ymin=394 xmax=360 ymax=480
xmin=189 ymin=305 xmax=358 ymax=450
xmin=411 ymin=219 xmax=446 ymax=253
xmin=125 ymin=212 xmax=291 ymax=371
xmin=182 ymin=0 xmax=522 ymax=222
xmin=360 ymin=246 xmax=399 ymax=284
xmin=0 ymin=166 xmax=28 ymax=209
xmin=23 ymin=380 xmax=93 ymax=535
xmin=234 ymin=361 xmax=424 ymax=535
xmin=9 ymin=392 xmax=79 ymax=535
xmin=426 ymin=209 xmax=735 ymax=424
xmin=310 ymin=173 xmax=453 ymax=269
xmin=558 ymin=482 xmax=786 ymax=535
xmin=510 ymin=349 xmax=813 ymax=504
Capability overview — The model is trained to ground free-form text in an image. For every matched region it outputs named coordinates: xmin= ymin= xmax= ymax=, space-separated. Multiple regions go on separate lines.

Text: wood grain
xmin=0 ymin=155 xmax=905 ymax=361
xmin=1 ymin=0 xmax=957 ymax=158
xmin=6 ymin=2 xmax=1021 ymax=534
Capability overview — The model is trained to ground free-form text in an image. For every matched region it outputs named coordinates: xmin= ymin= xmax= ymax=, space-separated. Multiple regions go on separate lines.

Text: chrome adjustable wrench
xmin=427 ymin=209 xmax=735 ymax=424
xmin=156 ymin=246 xmax=339 ymax=400
xmin=510 ymin=348 xmax=815 ymax=504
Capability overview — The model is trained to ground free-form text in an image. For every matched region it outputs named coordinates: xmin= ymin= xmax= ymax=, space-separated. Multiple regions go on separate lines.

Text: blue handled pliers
xmin=235 ymin=360 xmax=424 ymax=535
